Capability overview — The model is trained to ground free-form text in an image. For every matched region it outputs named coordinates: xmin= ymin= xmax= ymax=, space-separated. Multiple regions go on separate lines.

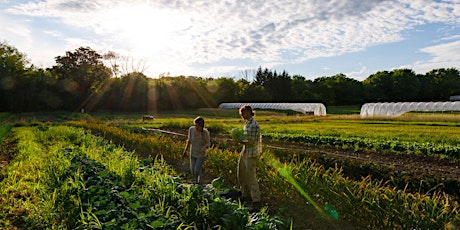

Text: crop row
xmin=0 ymin=113 xmax=11 ymax=143
xmin=73 ymin=121 xmax=460 ymax=229
xmin=0 ymin=125 xmax=285 ymax=229
xmin=126 ymin=116 xmax=460 ymax=159
xmin=264 ymin=132 xmax=460 ymax=159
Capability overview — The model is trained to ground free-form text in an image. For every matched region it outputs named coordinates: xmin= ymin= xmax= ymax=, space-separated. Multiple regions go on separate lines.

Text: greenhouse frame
xmin=360 ymin=101 xmax=460 ymax=117
xmin=218 ymin=103 xmax=327 ymax=116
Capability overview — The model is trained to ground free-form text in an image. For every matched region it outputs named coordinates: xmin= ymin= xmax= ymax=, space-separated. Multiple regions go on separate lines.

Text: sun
xmin=102 ymin=4 xmax=193 ymax=57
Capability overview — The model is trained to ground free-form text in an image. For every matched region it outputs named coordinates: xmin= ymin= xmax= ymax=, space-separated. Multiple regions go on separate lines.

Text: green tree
xmin=424 ymin=68 xmax=460 ymax=100
xmin=312 ymin=74 xmax=363 ymax=105
xmin=213 ymin=77 xmax=239 ymax=104
xmin=391 ymin=69 xmax=420 ymax=101
xmin=0 ymin=41 xmax=30 ymax=111
xmin=363 ymin=71 xmax=393 ymax=102
xmin=254 ymin=66 xmax=270 ymax=87
xmin=118 ymin=72 xmax=149 ymax=112
xmin=290 ymin=75 xmax=317 ymax=102
xmin=267 ymin=70 xmax=291 ymax=102
xmin=49 ymin=46 xmax=112 ymax=111
xmin=241 ymin=84 xmax=270 ymax=102
xmin=183 ymin=76 xmax=215 ymax=108
xmin=235 ymin=78 xmax=251 ymax=101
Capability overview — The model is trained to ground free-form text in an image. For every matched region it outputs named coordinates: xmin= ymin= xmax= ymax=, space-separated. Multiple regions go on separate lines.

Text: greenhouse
xmin=218 ymin=103 xmax=327 ymax=116
xmin=360 ymin=101 xmax=460 ymax=117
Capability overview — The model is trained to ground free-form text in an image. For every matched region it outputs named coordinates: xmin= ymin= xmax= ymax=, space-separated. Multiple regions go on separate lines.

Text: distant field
xmin=125 ymin=108 xmax=460 ymax=146
xmin=326 ymin=105 xmax=361 ymax=114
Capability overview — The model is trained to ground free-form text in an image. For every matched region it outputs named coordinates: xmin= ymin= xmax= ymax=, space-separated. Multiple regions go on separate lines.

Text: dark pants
xmin=190 ymin=156 xmax=206 ymax=184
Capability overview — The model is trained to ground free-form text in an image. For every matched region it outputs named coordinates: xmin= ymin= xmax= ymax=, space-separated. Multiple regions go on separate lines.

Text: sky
xmin=1 ymin=0 xmax=459 ymax=81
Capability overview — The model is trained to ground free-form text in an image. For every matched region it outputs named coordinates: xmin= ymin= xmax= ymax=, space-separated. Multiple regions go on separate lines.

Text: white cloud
xmin=2 ymin=0 xmax=460 ymax=77
xmin=346 ymin=66 xmax=374 ymax=81
xmin=406 ymin=40 xmax=460 ymax=74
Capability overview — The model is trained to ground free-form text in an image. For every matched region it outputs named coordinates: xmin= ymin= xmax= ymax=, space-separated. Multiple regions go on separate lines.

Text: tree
xmin=50 ymin=47 xmax=112 ymax=111
xmin=118 ymin=72 xmax=149 ymax=112
xmin=363 ymin=71 xmax=393 ymax=102
xmin=103 ymin=51 xmax=120 ymax=78
xmin=103 ymin=51 xmax=148 ymax=77
xmin=312 ymin=74 xmax=363 ymax=105
xmin=239 ymin=69 xmax=256 ymax=82
xmin=254 ymin=66 xmax=272 ymax=88
xmin=390 ymin=69 xmax=420 ymax=101
xmin=268 ymin=70 xmax=291 ymax=102
xmin=214 ymin=77 xmax=239 ymax=104
xmin=0 ymin=41 xmax=31 ymax=111
xmin=290 ymin=75 xmax=316 ymax=102
xmin=253 ymin=67 xmax=293 ymax=101
xmin=424 ymin=68 xmax=460 ymax=100
xmin=240 ymin=84 xmax=270 ymax=102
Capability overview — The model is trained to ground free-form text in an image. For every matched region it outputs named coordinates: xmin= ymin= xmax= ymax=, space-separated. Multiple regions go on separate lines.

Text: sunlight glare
xmin=103 ymin=5 xmax=194 ymax=56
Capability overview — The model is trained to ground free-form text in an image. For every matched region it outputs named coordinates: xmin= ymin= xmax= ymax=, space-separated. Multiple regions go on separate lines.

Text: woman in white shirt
xmin=182 ymin=116 xmax=211 ymax=184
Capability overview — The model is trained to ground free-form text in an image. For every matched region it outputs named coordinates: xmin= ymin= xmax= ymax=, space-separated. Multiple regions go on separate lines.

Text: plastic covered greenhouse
xmin=218 ymin=103 xmax=327 ymax=116
xmin=360 ymin=101 xmax=460 ymax=117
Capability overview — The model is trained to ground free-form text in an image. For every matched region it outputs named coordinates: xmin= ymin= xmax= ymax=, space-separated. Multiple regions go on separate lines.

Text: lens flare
xmin=267 ymin=155 xmax=339 ymax=220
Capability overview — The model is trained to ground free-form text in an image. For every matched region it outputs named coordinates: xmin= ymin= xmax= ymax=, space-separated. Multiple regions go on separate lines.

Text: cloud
xmin=407 ymin=40 xmax=460 ymax=74
xmin=2 ymin=0 xmax=460 ymax=78
xmin=346 ymin=66 xmax=374 ymax=81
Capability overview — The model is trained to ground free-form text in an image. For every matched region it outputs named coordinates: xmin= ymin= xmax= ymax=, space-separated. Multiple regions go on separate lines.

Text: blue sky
xmin=1 ymin=0 xmax=459 ymax=81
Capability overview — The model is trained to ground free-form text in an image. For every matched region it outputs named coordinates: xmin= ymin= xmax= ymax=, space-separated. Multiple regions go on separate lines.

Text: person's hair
xmin=194 ymin=116 xmax=205 ymax=127
xmin=239 ymin=105 xmax=255 ymax=116
xmin=194 ymin=116 xmax=206 ymax=146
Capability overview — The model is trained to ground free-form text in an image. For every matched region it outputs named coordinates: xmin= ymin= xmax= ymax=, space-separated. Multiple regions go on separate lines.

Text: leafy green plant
xmin=0 ymin=124 xmax=286 ymax=229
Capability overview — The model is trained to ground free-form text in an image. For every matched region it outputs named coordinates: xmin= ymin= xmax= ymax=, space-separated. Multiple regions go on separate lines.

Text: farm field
xmin=1 ymin=109 xmax=460 ymax=229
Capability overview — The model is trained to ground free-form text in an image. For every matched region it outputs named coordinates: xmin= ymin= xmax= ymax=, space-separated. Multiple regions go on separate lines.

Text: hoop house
xmin=218 ymin=103 xmax=327 ymax=116
xmin=360 ymin=102 xmax=460 ymax=117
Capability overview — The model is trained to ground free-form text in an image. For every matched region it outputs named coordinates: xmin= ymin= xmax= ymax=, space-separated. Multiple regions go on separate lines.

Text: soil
xmin=0 ymin=135 xmax=15 ymax=171
xmin=268 ymin=140 xmax=460 ymax=181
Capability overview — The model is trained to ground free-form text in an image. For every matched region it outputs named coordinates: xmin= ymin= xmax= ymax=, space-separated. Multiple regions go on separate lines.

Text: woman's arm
xmin=204 ymin=129 xmax=211 ymax=148
xmin=183 ymin=127 xmax=192 ymax=155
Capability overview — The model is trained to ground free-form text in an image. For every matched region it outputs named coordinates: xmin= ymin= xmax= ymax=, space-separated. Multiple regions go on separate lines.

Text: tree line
xmin=1 ymin=42 xmax=460 ymax=113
